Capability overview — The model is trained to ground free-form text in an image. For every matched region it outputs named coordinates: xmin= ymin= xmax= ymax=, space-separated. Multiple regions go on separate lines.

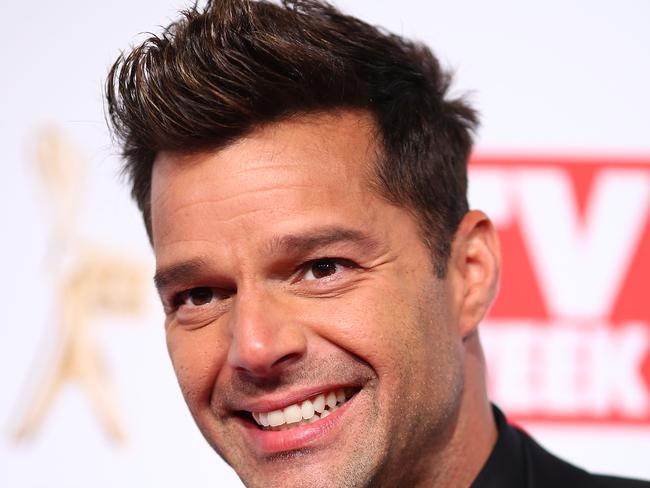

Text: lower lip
xmin=238 ymin=395 xmax=356 ymax=455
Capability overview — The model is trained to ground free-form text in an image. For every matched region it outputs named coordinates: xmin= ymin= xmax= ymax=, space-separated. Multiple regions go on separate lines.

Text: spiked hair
xmin=106 ymin=0 xmax=477 ymax=276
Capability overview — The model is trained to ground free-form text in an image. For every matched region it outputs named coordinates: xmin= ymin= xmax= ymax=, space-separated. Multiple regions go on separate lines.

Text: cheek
xmin=299 ymin=284 xmax=425 ymax=372
xmin=301 ymin=279 xmax=461 ymax=399
xmin=166 ymin=324 xmax=228 ymax=406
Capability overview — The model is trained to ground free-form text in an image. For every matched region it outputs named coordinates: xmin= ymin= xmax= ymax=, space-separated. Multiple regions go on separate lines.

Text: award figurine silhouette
xmin=13 ymin=127 xmax=147 ymax=445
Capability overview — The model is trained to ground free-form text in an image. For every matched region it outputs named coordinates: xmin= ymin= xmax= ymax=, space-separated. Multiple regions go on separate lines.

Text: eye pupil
xmin=189 ymin=287 xmax=214 ymax=306
xmin=311 ymin=260 xmax=337 ymax=279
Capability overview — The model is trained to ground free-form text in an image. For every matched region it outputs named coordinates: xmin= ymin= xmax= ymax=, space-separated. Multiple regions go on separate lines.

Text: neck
xmin=416 ymin=332 xmax=497 ymax=488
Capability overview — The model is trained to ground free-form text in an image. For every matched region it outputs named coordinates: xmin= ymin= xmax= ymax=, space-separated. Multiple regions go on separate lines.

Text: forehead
xmin=150 ymin=111 xmax=385 ymax=252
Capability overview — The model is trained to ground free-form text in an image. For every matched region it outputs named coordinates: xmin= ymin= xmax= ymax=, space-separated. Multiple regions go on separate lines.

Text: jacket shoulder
xmin=519 ymin=428 xmax=650 ymax=488
xmin=587 ymin=475 xmax=650 ymax=488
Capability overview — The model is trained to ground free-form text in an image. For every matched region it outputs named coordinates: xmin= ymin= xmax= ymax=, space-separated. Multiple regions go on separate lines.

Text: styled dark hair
xmin=106 ymin=0 xmax=477 ymax=276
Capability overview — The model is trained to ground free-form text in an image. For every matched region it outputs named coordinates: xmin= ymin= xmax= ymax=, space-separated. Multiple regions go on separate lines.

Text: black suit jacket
xmin=471 ymin=406 xmax=650 ymax=487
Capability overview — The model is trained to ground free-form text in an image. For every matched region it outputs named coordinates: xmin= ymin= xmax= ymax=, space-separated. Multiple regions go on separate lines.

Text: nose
xmin=227 ymin=287 xmax=307 ymax=378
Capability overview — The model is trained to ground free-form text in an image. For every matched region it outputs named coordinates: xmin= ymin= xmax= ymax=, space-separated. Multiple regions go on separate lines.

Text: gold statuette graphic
xmin=12 ymin=127 xmax=147 ymax=445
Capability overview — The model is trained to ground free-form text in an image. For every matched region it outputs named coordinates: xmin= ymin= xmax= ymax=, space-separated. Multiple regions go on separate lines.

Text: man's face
xmin=151 ymin=111 xmax=466 ymax=487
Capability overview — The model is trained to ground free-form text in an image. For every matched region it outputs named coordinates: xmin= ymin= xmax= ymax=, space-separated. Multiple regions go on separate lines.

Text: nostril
xmin=270 ymin=351 xmax=302 ymax=369
xmin=227 ymin=315 xmax=308 ymax=376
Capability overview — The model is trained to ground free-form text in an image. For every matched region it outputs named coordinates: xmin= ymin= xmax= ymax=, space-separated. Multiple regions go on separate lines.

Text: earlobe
xmin=449 ymin=210 xmax=501 ymax=339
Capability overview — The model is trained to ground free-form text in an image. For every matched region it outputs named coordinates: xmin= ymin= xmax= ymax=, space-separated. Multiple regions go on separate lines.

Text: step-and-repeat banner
xmin=1 ymin=1 xmax=648 ymax=486
xmin=474 ymin=156 xmax=649 ymax=422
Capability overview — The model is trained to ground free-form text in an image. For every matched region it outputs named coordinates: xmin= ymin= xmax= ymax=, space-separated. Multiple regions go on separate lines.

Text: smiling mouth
xmin=242 ymin=387 xmax=359 ymax=431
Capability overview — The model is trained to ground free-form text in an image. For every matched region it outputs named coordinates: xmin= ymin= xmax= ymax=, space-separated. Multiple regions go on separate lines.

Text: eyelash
xmin=299 ymin=257 xmax=355 ymax=281
xmin=171 ymin=287 xmax=220 ymax=309
xmin=167 ymin=258 xmax=357 ymax=312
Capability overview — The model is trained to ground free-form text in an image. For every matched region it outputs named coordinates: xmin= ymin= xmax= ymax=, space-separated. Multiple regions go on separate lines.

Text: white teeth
xmin=284 ymin=404 xmax=302 ymax=424
xmin=267 ymin=410 xmax=285 ymax=427
xmin=336 ymin=389 xmax=345 ymax=403
xmin=313 ymin=394 xmax=326 ymax=413
xmin=301 ymin=400 xmax=315 ymax=420
xmin=250 ymin=388 xmax=355 ymax=428
xmin=259 ymin=412 xmax=269 ymax=427
xmin=326 ymin=391 xmax=337 ymax=408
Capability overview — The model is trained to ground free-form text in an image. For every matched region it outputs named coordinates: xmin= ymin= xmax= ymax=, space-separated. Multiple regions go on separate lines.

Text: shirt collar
xmin=470 ymin=405 xmax=528 ymax=488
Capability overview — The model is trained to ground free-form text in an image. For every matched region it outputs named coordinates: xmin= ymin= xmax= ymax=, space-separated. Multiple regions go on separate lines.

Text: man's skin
xmin=150 ymin=110 xmax=500 ymax=487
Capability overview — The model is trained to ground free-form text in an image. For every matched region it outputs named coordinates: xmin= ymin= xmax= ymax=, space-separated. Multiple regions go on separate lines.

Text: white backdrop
xmin=1 ymin=1 xmax=649 ymax=486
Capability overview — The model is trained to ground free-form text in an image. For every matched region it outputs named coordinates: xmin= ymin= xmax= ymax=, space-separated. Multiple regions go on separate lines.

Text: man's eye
xmin=174 ymin=287 xmax=215 ymax=308
xmin=303 ymin=259 xmax=347 ymax=280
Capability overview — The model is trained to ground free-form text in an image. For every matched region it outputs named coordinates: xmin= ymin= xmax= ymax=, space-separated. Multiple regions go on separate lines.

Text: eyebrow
xmin=154 ymin=258 xmax=208 ymax=293
xmin=153 ymin=227 xmax=379 ymax=292
xmin=264 ymin=227 xmax=380 ymax=257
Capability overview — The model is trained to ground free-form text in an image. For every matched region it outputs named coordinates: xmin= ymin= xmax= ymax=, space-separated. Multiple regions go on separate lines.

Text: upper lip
xmin=229 ymin=383 xmax=359 ymax=414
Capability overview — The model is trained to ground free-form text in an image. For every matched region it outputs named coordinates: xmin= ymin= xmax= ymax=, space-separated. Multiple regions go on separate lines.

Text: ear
xmin=447 ymin=210 xmax=501 ymax=340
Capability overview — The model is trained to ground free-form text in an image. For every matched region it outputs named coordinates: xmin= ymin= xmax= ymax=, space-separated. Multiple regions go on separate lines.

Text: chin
xmin=205 ymin=387 xmax=386 ymax=488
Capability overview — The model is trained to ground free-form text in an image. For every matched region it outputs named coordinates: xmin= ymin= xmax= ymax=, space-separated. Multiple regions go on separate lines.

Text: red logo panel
xmin=470 ymin=155 xmax=650 ymax=424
